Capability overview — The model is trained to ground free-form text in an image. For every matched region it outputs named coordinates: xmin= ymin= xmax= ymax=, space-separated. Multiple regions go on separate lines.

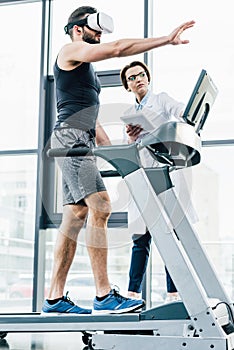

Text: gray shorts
xmin=51 ymin=127 xmax=106 ymax=206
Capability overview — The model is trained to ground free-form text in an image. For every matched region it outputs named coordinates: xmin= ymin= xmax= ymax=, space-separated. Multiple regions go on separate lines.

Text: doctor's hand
xmin=126 ymin=124 xmax=143 ymax=143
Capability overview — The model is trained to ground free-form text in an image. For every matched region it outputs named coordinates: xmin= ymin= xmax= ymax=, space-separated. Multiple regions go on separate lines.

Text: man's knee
xmin=60 ymin=205 xmax=88 ymax=236
xmin=90 ymin=203 xmax=111 ymax=221
xmin=86 ymin=192 xmax=112 ymax=219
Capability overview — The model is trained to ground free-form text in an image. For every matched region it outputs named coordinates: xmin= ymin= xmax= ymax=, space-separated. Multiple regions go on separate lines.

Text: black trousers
xmin=128 ymin=231 xmax=177 ymax=293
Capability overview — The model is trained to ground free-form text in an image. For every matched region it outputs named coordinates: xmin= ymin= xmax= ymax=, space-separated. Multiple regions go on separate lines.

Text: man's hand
xmin=126 ymin=124 xmax=143 ymax=143
xmin=96 ymin=120 xmax=112 ymax=146
xmin=168 ymin=20 xmax=195 ymax=45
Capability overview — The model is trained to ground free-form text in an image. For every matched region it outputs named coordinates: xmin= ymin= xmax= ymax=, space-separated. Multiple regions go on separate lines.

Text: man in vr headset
xmin=43 ymin=5 xmax=195 ymax=315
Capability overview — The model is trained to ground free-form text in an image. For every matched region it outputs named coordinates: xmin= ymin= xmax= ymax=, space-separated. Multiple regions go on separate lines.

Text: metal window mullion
xmin=32 ymin=0 xmax=52 ymax=312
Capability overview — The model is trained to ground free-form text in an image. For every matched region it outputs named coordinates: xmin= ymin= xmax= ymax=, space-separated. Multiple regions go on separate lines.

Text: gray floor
xmin=0 ymin=332 xmax=88 ymax=350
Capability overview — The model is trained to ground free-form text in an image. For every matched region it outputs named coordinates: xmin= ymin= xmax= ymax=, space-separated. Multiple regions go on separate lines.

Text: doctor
xmin=120 ymin=60 xmax=191 ymax=301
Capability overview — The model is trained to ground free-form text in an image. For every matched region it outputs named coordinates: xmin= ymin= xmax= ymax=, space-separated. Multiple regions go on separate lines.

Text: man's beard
xmin=83 ymin=30 xmax=100 ymax=44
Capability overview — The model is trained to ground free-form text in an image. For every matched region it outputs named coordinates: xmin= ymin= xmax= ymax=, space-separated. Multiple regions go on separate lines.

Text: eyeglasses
xmin=127 ymin=71 xmax=147 ymax=82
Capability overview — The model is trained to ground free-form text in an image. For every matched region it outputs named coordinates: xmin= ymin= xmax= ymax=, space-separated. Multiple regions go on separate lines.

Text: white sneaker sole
xmin=92 ymin=302 xmax=144 ymax=315
xmin=40 ymin=311 xmax=90 ymax=316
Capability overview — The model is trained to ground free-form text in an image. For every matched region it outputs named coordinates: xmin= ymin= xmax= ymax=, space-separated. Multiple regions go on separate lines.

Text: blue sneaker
xmin=42 ymin=292 xmax=92 ymax=315
xmin=93 ymin=289 xmax=145 ymax=314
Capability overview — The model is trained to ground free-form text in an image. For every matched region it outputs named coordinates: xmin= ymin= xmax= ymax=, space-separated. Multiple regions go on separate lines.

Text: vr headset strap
xmin=64 ymin=18 xmax=87 ymax=34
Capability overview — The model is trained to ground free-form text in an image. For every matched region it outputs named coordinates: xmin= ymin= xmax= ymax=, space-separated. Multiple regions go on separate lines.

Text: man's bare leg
xmin=165 ymin=292 xmax=180 ymax=302
xmin=47 ymin=204 xmax=88 ymax=299
xmin=127 ymin=291 xmax=142 ymax=299
xmin=85 ymin=191 xmax=112 ymax=297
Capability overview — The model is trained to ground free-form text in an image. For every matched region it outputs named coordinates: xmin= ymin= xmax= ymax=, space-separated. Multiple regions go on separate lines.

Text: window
xmin=151 ymin=0 xmax=234 ymax=140
xmin=0 ymin=0 xmax=42 ymax=312
xmin=17 ymin=195 xmax=27 ymax=210
xmin=0 ymin=1 xmax=42 ymax=150
xmin=0 ymin=154 xmax=37 ymax=311
xmin=151 ymin=145 xmax=234 ymax=306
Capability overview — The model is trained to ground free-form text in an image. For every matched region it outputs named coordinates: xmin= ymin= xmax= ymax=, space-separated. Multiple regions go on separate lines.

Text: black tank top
xmin=53 ymin=60 xmax=101 ymax=130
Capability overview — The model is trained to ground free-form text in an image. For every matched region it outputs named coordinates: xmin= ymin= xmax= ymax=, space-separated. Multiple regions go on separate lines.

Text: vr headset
xmin=64 ymin=12 xmax=114 ymax=35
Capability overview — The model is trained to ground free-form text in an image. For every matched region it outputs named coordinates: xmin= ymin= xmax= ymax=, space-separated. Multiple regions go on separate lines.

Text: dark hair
xmin=67 ymin=6 xmax=97 ymax=38
xmin=120 ymin=61 xmax=151 ymax=90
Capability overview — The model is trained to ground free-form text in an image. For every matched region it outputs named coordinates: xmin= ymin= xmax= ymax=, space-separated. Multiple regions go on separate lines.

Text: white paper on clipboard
xmin=120 ymin=112 xmax=155 ymax=131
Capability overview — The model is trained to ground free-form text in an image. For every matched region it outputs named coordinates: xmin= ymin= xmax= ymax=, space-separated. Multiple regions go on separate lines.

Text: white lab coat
xmin=122 ymin=90 xmax=198 ymax=235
